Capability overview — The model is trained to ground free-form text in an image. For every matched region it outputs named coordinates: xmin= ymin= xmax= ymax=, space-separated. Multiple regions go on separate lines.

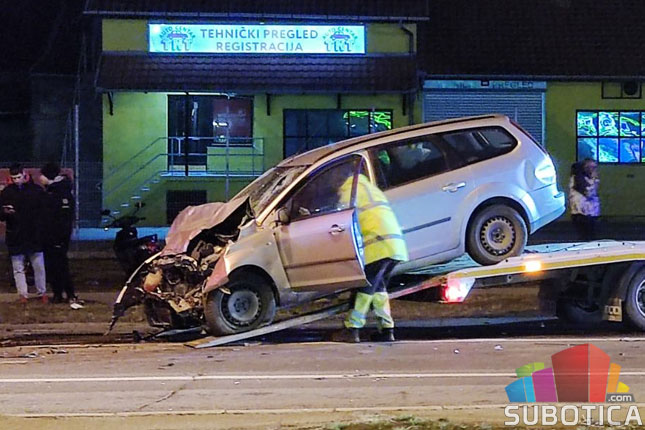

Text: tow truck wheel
xmin=556 ymin=299 xmax=603 ymax=327
xmin=467 ymin=205 xmax=527 ymax=266
xmin=624 ymin=268 xmax=645 ymax=331
xmin=204 ymin=272 xmax=276 ymax=336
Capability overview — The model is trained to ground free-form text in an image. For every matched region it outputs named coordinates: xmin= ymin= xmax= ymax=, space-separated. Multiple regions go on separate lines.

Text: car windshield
xmin=235 ymin=166 xmax=307 ymax=216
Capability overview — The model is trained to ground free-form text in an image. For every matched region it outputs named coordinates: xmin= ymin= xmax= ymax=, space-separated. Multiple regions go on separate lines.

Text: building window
xmin=577 ymin=110 xmax=644 ymax=164
xmin=284 ymin=109 xmax=392 ymax=158
xmin=168 ymin=95 xmax=254 ymax=169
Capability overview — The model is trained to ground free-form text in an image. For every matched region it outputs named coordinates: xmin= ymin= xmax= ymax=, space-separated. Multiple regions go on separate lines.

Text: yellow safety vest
xmin=339 ymin=174 xmax=409 ymax=265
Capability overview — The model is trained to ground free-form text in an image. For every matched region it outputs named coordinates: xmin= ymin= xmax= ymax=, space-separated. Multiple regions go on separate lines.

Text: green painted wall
xmin=102 ymin=92 xmax=167 ymax=213
xmin=103 ymin=20 xmax=148 ymax=51
xmin=546 ymin=82 xmax=645 ymax=217
xmin=367 ymin=23 xmax=416 ymax=53
xmin=138 ymin=177 xmax=250 ymax=225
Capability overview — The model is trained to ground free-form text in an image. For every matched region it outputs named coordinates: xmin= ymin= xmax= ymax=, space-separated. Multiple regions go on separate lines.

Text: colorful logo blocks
xmin=506 ymin=344 xmax=630 ymax=403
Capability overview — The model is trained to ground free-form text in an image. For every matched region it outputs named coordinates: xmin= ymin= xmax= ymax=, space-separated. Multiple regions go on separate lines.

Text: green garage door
xmin=423 ymin=80 xmax=546 ymax=145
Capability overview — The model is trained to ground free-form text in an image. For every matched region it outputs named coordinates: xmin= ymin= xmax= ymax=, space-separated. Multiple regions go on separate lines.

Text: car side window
xmin=370 ymin=137 xmax=449 ymax=189
xmin=440 ymin=126 xmax=517 ymax=166
xmin=286 ymin=156 xmax=360 ymax=221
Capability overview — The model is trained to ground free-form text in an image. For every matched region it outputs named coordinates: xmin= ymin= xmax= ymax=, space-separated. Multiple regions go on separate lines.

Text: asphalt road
xmin=1 ymin=329 xmax=645 ymax=428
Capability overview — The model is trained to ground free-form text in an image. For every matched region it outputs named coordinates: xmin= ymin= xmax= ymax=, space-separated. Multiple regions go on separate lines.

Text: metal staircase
xmin=101 ymin=137 xmax=265 ymax=217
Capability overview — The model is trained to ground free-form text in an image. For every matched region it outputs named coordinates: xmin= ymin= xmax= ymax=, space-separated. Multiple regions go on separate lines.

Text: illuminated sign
xmin=149 ymin=24 xmax=366 ymax=54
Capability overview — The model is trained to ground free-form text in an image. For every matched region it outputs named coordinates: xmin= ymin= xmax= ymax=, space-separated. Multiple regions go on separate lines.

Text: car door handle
xmin=441 ymin=182 xmax=466 ymax=193
xmin=329 ymin=224 xmax=346 ymax=235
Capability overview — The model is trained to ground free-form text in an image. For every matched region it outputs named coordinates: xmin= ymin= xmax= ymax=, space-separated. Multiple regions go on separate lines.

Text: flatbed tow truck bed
xmin=187 ymin=240 xmax=645 ymax=348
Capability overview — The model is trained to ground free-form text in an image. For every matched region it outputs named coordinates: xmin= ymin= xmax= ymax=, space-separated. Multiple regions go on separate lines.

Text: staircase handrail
xmin=104 ymin=153 xmax=168 ymax=200
xmin=102 ymin=136 xmax=170 ymax=184
xmin=103 ymin=136 xmax=266 ymax=204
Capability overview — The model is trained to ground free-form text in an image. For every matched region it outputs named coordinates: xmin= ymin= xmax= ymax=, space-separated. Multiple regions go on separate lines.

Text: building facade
xmin=419 ymin=0 xmax=645 ymax=221
xmin=83 ymin=0 xmax=645 ymax=226
xmin=86 ymin=1 xmax=426 ymax=225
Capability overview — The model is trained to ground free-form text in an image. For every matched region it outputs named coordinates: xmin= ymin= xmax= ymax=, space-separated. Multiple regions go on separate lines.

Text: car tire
xmin=556 ymin=299 xmax=603 ymax=328
xmin=204 ymin=272 xmax=276 ymax=336
xmin=467 ymin=204 xmax=527 ymax=266
xmin=624 ymin=268 xmax=645 ymax=331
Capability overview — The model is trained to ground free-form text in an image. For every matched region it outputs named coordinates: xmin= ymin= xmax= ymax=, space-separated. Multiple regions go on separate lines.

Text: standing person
xmin=338 ymin=166 xmax=409 ymax=343
xmin=39 ymin=162 xmax=81 ymax=307
xmin=569 ymin=158 xmax=600 ymax=241
xmin=0 ymin=163 xmax=48 ymax=303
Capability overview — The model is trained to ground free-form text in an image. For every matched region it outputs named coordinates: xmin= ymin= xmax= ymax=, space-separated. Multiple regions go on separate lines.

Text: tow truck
xmin=186 ymin=240 xmax=645 ymax=348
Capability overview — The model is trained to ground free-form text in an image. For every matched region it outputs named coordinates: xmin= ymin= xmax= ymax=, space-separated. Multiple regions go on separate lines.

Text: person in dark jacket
xmin=0 ymin=163 xmax=48 ymax=303
xmin=39 ymin=162 xmax=81 ymax=306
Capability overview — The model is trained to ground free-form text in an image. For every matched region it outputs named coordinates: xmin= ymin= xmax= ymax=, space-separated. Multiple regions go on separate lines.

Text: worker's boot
xmin=331 ymin=327 xmax=361 ymax=343
xmin=371 ymin=292 xmax=394 ymax=342
xmin=347 ymin=327 xmax=361 ymax=343
xmin=370 ymin=328 xmax=395 ymax=342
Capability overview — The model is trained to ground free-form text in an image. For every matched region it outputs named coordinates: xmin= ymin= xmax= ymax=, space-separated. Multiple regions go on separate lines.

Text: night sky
xmin=2 ymin=0 xmax=82 ymax=74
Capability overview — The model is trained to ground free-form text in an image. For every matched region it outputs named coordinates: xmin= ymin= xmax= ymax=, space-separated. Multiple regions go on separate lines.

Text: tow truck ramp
xmin=186 ymin=241 xmax=645 ymax=348
xmin=186 ymin=275 xmax=445 ymax=348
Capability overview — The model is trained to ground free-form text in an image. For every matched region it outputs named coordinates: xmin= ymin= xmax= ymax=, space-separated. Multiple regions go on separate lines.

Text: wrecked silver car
xmin=109 ymin=115 xmax=564 ymax=335
xmin=109 ymin=165 xmax=321 ymax=335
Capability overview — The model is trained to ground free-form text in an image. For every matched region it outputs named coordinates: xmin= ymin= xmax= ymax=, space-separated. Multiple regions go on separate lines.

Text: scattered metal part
xmin=153 ymin=327 xmax=204 ymax=339
xmin=20 ymin=352 xmax=40 ymax=359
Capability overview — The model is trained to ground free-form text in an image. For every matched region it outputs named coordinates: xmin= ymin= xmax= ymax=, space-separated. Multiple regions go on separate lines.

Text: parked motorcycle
xmin=101 ymin=203 xmax=161 ymax=276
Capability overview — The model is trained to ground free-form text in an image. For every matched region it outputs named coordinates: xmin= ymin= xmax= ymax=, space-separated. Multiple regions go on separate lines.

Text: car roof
xmin=278 ymin=114 xmax=507 ymax=167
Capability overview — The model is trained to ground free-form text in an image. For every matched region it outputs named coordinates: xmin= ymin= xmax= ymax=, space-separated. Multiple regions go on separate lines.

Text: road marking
xmin=396 ymin=337 xmax=645 ymax=344
xmin=14 ymin=336 xmax=645 ymax=351
xmin=3 ymin=371 xmax=645 ymax=384
xmin=3 ymin=405 xmax=499 ymax=418
xmin=10 ymin=403 xmax=645 ymax=418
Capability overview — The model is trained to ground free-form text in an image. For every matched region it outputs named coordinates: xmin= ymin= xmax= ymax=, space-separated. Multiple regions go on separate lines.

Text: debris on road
xmin=494 ymin=344 xmax=503 ymax=351
xmin=20 ymin=351 xmax=40 ymax=359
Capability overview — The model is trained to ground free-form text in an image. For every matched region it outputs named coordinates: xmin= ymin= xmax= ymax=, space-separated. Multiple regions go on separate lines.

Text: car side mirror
xmin=276 ymin=207 xmax=290 ymax=225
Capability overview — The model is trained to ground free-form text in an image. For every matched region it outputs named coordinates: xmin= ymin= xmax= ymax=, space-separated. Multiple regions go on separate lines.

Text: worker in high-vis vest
xmin=338 ymin=172 xmax=408 ymax=342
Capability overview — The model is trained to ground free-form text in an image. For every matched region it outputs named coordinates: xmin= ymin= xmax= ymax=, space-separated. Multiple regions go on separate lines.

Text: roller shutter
xmin=423 ymin=87 xmax=545 ymax=144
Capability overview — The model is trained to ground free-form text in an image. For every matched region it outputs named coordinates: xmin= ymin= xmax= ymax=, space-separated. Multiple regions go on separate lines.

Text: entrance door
xmin=168 ymin=95 xmax=207 ymax=169
xmin=167 ymin=95 xmax=253 ymax=173
xmin=275 ymin=155 xmax=367 ymax=292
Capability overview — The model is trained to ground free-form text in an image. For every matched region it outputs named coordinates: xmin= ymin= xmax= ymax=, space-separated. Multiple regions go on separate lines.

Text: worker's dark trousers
xmin=45 ymin=244 xmax=75 ymax=301
xmin=346 ymin=258 xmax=398 ymax=329
xmin=360 ymin=258 xmax=398 ymax=295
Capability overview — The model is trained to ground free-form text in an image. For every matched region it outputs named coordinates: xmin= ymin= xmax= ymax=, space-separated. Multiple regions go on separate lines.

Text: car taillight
xmin=441 ymin=277 xmax=475 ymax=303
xmin=534 ymin=158 xmax=557 ymax=185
